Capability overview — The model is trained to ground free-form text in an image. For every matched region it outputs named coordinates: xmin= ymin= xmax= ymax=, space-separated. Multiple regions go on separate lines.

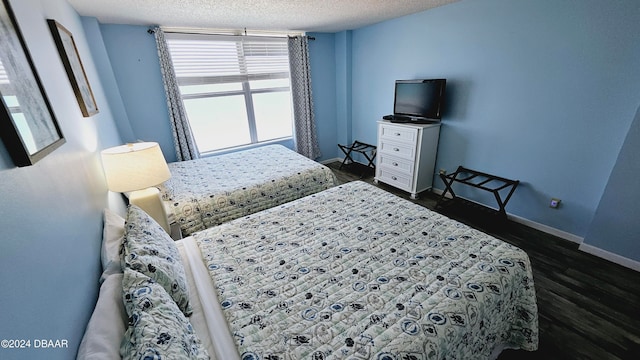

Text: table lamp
xmin=101 ymin=142 xmax=172 ymax=233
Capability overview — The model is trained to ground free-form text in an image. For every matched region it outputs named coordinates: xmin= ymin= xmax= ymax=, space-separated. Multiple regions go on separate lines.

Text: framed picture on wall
xmin=47 ymin=19 xmax=99 ymax=117
xmin=0 ymin=0 xmax=65 ymax=167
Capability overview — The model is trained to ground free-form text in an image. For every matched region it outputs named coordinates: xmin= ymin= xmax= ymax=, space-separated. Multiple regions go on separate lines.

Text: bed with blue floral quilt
xmin=158 ymin=144 xmax=337 ymax=236
xmin=188 ymin=180 xmax=539 ymax=359
xmin=84 ymin=180 xmax=538 ymax=359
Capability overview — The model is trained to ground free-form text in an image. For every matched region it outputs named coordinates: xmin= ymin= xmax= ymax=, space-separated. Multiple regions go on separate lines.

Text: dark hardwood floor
xmin=327 ymin=161 xmax=640 ymax=360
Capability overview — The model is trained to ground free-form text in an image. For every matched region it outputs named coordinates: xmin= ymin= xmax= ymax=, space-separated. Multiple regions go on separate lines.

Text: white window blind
xmin=0 ymin=59 xmax=9 ymax=86
xmin=165 ymin=33 xmax=289 ymax=86
xmin=162 ymin=31 xmax=294 ymax=154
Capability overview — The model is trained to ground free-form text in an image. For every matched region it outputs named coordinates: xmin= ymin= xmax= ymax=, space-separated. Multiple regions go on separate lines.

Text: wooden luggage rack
xmin=338 ymin=141 xmax=377 ymax=177
xmin=437 ymin=166 xmax=519 ymax=219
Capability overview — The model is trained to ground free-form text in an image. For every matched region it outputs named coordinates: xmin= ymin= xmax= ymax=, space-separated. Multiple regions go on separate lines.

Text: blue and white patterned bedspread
xmin=159 ymin=145 xmax=337 ymax=236
xmin=193 ymin=181 xmax=538 ymax=359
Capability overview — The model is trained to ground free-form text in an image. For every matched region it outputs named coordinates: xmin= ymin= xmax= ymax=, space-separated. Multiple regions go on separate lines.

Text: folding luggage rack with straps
xmin=337 ymin=141 xmax=377 ymax=177
xmin=437 ymin=166 xmax=519 ymax=219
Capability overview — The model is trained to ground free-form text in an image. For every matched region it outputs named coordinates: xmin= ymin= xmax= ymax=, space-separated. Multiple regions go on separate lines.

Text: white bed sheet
xmin=177 ymin=237 xmax=240 ymax=360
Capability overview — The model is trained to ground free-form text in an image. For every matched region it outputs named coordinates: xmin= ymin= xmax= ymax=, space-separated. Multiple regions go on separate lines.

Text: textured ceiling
xmin=67 ymin=0 xmax=460 ymax=33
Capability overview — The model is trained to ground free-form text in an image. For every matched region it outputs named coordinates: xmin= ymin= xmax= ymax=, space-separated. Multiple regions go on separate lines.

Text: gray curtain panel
xmin=152 ymin=27 xmax=199 ymax=161
xmin=288 ymin=36 xmax=321 ymax=160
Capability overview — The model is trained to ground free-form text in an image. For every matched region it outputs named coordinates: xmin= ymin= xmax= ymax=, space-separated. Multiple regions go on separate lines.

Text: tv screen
xmin=393 ymin=79 xmax=446 ymax=120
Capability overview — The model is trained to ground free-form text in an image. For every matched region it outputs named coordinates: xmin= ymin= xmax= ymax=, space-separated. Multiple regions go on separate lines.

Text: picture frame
xmin=0 ymin=0 xmax=65 ymax=167
xmin=47 ymin=19 xmax=99 ymax=117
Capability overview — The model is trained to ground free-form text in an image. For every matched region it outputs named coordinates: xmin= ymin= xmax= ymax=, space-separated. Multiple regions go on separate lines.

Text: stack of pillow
xmin=76 ymin=206 xmax=209 ymax=359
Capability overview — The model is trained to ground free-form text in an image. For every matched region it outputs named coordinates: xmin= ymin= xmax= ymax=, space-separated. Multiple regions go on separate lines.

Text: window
xmin=165 ymin=33 xmax=293 ymax=154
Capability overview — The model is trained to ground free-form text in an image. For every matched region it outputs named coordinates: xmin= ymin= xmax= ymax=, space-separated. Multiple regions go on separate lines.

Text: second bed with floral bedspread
xmin=193 ymin=181 xmax=538 ymax=359
xmin=159 ymin=145 xmax=337 ymax=236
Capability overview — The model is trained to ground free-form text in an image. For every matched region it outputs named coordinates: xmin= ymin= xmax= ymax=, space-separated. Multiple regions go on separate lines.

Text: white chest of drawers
xmin=374 ymin=120 xmax=441 ymax=199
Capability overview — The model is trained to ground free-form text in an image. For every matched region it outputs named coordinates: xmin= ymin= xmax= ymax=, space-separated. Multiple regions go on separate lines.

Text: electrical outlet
xmin=439 ymin=169 xmax=447 ymax=175
xmin=550 ymin=198 xmax=561 ymax=208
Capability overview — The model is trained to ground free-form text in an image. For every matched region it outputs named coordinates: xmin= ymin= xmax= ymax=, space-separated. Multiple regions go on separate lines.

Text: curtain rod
xmin=147 ymin=27 xmax=314 ymax=40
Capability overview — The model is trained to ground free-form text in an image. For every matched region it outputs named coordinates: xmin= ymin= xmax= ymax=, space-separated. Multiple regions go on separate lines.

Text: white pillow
xmin=76 ymin=274 xmax=127 ymax=359
xmin=101 ymin=208 xmax=125 ymax=281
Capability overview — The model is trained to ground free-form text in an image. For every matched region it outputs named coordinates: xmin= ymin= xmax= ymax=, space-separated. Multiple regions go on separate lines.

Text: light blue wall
xmin=347 ymin=0 xmax=640 ymax=243
xmin=584 ymin=104 xmax=640 ymax=259
xmin=82 ymin=18 xmax=135 ymax=143
xmin=98 ymin=24 xmax=177 ymax=162
xmin=308 ymin=32 xmax=338 ymax=161
xmin=334 ymin=31 xmax=352 ymax=149
xmin=0 ymin=0 xmax=125 ymax=359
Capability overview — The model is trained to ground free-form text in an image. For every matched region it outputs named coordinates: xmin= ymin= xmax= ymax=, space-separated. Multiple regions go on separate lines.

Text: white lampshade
xmin=101 ymin=142 xmax=171 ymax=192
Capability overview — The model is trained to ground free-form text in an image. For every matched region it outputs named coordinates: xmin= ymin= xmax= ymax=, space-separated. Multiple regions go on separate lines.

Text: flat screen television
xmin=392 ymin=79 xmax=446 ymax=122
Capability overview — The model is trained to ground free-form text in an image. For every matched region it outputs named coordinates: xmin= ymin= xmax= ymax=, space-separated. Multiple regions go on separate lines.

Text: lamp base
xmin=129 ymin=187 xmax=170 ymax=233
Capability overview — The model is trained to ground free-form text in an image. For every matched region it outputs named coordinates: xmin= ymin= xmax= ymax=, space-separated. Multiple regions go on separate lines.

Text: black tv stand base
xmin=391 ymin=119 xmax=439 ymax=125
xmin=383 ymin=115 xmax=439 ymax=124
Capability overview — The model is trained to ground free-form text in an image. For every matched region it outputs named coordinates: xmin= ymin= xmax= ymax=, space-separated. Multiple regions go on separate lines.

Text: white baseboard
xmin=431 ymin=188 xmax=453 ymax=199
xmin=431 ymin=188 xmax=583 ymax=243
xmin=432 ymin=188 xmax=640 ymax=271
xmin=578 ymin=243 xmax=640 ymax=272
xmin=320 ymin=157 xmax=343 ymax=165
xmin=442 ymin=190 xmax=639 ymax=271
xmin=431 ymin=188 xmax=640 ymax=271
xmin=507 ymin=213 xmax=584 ymax=244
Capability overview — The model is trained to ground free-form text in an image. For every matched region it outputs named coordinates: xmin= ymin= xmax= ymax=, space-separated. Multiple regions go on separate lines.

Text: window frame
xmin=165 ymin=33 xmax=294 ymax=155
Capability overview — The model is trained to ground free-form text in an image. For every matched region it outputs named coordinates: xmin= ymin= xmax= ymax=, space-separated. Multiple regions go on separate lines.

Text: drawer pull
xmin=394 ymin=132 xmax=401 ymax=136
xmin=393 ymin=147 xmax=399 ymax=152
xmin=392 ymin=162 xmax=398 ymax=166
xmin=391 ymin=176 xmax=398 ymax=180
